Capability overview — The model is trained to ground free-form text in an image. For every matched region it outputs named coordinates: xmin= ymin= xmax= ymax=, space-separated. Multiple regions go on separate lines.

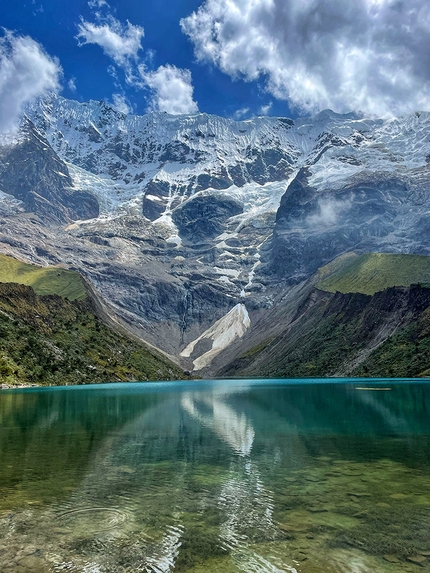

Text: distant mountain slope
xmin=317 ymin=253 xmax=430 ymax=295
xmin=219 ymin=284 xmax=430 ymax=378
xmin=0 ymin=255 xmax=185 ymax=386
xmin=217 ymin=253 xmax=430 ymax=378
xmin=0 ymin=120 xmax=99 ymax=223
xmin=0 ymin=254 xmax=86 ymax=300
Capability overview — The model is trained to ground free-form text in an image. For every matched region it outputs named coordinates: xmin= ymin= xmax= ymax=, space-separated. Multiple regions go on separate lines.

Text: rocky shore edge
xmin=0 ymin=383 xmax=40 ymax=390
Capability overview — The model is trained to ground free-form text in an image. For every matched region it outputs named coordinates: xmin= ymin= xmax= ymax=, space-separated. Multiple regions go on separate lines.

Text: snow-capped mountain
xmin=1 ymin=95 xmax=430 ymax=372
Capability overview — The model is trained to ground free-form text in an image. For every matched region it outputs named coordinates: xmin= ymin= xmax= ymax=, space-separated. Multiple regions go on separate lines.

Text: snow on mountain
xmin=27 ymin=97 xmax=430 ymax=223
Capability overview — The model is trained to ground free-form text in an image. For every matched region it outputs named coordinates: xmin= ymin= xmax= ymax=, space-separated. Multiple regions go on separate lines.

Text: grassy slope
xmin=317 ymin=253 xmax=430 ymax=295
xmin=0 ymin=254 xmax=86 ymax=300
xmin=0 ymin=283 xmax=185 ymax=386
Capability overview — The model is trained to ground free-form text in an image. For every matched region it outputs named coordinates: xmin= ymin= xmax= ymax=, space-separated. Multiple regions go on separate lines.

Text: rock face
xmin=1 ymin=98 xmax=430 ymax=372
xmin=266 ymin=168 xmax=417 ymax=282
xmin=172 ymin=194 xmax=243 ymax=242
xmin=0 ymin=120 xmax=99 ymax=223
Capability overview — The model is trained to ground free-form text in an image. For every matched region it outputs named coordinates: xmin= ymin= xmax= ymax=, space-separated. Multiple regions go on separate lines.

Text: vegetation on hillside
xmin=0 ymin=254 xmax=86 ymax=300
xmin=356 ymin=305 xmax=430 ymax=378
xmin=317 ymin=253 xmax=430 ymax=295
xmin=0 ymin=283 xmax=185 ymax=386
xmin=224 ymin=291 xmax=370 ymax=378
xmin=221 ymin=285 xmax=430 ymax=379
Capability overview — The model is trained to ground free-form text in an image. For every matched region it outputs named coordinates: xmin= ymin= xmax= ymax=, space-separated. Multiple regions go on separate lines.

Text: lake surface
xmin=1 ymin=379 xmax=430 ymax=572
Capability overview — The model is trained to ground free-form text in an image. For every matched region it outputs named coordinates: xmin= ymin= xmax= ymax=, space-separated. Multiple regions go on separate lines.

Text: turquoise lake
xmin=1 ymin=379 xmax=430 ymax=572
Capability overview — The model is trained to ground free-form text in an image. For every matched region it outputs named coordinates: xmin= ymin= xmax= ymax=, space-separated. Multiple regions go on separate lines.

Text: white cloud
xmin=307 ymin=197 xmax=352 ymax=227
xmin=233 ymin=107 xmax=250 ymax=119
xmin=139 ymin=64 xmax=199 ymax=114
xmin=76 ymin=16 xmax=144 ymax=68
xmin=111 ymin=93 xmax=132 ymax=114
xmin=77 ymin=14 xmax=197 ymax=116
xmin=0 ymin=32 xmax=61 ymax=134
xmin=259 ymin=102 xmax=272 ymax=116
xmin=68 ymin=77 xmax=77 ymax=92
xmin=88 ymin=0 xmax=108 ymax=7
xmin=181 ymin=0 xmax=430 ymax=117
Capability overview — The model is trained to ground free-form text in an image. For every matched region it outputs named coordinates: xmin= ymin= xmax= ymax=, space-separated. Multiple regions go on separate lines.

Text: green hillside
xmin=317 ymin=253 xmax=430 ymax=295
xmin=0 ymin=254 xmax=86 ymax=300
xmin=0 ymin=283 xmax=185 ymax=386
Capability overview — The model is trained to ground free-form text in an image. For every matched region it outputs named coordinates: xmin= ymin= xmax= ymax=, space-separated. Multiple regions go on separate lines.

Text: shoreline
xmin=0 ymin=383 xmax=41 ymax=390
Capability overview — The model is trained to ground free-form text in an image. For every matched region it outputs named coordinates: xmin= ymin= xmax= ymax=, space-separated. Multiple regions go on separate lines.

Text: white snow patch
xmin=213 ymin=267 xmax=241 ymax=278
xmin=245 ymin=252 xmax=262 ymax=291
xmin=217 ymin=275 xmax=236 ymax=286
xmin=66 ymin=163 xmax=144 ymax=214
xmin=166 ymin=234 xmax=182 ymax=247
xmin=180 ymin=303 xmax=251 ymax=370
xmin=145 ymin=194 xmax=164 ymax=202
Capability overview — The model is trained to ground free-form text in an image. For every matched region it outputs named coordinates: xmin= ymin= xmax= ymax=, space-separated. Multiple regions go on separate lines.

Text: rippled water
xmin=1 ymin=379 xmax=430 ymax=572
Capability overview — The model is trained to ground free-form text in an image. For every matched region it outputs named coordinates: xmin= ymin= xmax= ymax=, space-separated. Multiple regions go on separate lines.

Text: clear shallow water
xmin=1 ymin=379 xmax=430 ymax=572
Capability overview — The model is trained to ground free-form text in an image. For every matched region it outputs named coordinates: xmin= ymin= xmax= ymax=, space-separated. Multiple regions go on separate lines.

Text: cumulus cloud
xmin=76 ymin=16 xmax=144 ymax=68
xmin=0 ymin=32 xmax=61 ymax=134
xmin=77 ymin=13 xmax=198 ymax=115
xmin=181 ymin=0 xmax=430 ymax=117
xmin=139 ymin=64 xmax=199 ymax=114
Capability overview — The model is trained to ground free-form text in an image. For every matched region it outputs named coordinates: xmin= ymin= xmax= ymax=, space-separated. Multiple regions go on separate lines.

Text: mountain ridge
xmin=1 ymin=96 xmax=430 ymax=375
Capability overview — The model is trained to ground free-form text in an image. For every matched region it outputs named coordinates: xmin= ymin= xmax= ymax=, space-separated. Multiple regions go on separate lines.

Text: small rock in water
xmin=383 ymin=555 xmax=400 ymax=563
xmin=407 ymin=555 xmax=427 ymax=565
xmin=16 ymin=555 xmax=45 ymax=571
xmin=117 ymin=465 xmax=136 ymax=474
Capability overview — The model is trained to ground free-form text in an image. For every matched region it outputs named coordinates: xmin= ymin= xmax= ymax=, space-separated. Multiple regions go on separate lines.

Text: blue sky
xmin=1 ymin=0 xmax=430 ymax=130
xmin=1 ymin=0 xmax=288 ymax=119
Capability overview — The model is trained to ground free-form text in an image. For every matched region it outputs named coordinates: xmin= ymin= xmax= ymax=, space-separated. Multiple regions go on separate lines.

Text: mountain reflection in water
xmin=0 ymin=380 xmax=430 ymax=573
